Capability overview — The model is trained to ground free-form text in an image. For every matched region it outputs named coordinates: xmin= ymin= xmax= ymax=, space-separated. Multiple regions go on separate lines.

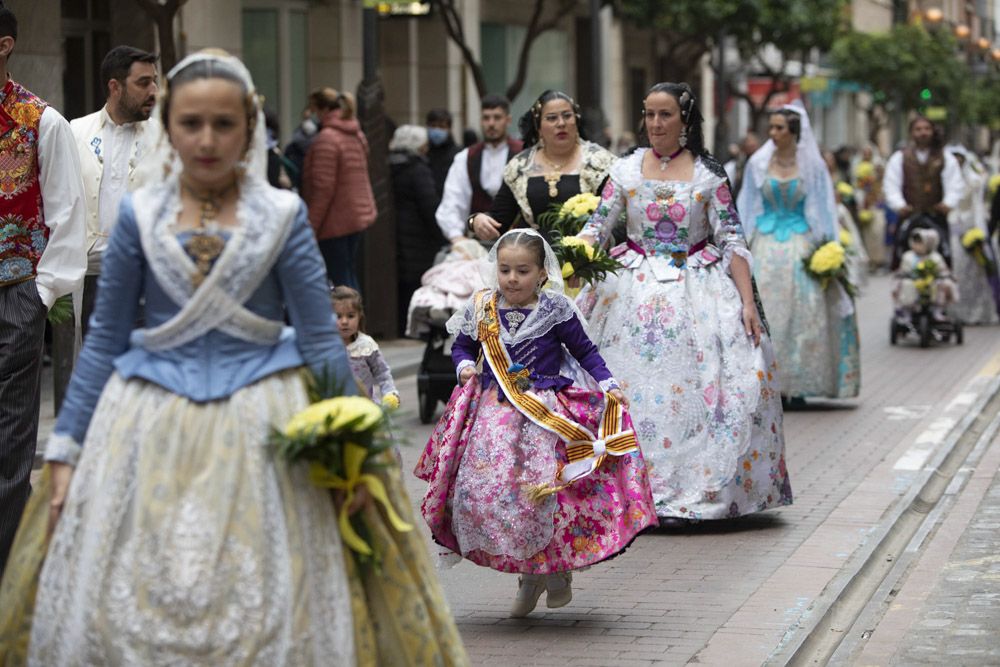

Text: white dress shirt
xmin=96 ymin=111 xmax=138 ymax=262
xmin=35 ymin=107 xmax=87 ymax=309
xmin=435 ymin=141 xmax=510 ymax=240
xmin=883 ymin=148 xmax=964 ymax=213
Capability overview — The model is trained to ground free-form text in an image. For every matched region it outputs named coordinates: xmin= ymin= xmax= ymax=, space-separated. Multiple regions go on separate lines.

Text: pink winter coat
xmin=302 ymin=112 xmax=377 ymax=240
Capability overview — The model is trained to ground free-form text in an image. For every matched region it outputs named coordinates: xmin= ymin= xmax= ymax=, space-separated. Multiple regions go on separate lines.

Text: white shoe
xmin=509 ymin=574 xmax=545 ymax=618
xmin=545 ymin=572 xmax=573 ymax=608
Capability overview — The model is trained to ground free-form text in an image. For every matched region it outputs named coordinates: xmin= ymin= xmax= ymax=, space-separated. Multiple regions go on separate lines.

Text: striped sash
xmin=476 ymin=291 xmax=639 ymax=494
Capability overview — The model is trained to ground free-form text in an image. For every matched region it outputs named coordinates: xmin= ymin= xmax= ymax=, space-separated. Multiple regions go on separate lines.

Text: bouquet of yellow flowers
xmin=857 ymin=209 xmax=875 ymax=226
xmin=912 ymin=258 xmax=940 ymax=300
xmin=536 ymin=192 xmax=622 ymax=287
xmin=989 ymin=174 xmax=1000 ymax=197
xmin=803 ymin=239 xmax=858 ymax=297
xmin=960 ymin=227 xmax=997 ymax=273
xmin=854 ymin=161 xmax=876 ymax=189
xmin=271 ymin=372 xmax=412 ymax=564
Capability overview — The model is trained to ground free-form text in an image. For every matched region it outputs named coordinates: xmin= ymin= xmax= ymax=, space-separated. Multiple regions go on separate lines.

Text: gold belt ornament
xmin=475 ymin=291 xmax=639 ymax=500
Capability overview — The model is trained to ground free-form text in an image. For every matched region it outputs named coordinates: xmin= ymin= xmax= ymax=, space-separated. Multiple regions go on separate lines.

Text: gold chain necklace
xmin=539 ymin=148 xmax=575 ymax=198
xmin=181 ymin=179 xmax=237 ymax=288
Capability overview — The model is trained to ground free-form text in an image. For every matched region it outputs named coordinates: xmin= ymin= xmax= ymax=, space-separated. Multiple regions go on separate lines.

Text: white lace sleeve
xmin=446 ymin=290 xmax=489 ymax=340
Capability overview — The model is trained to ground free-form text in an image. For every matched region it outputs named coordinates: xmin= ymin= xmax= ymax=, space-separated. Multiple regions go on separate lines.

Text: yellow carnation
xmin=560 ymin=193 xmax=600 ymax=218
xmin=858 ymin=210 xmax=874 ymax=225
xmin=839 ymin=229 xmax=853 ymax=246
xmin=854 ymin=161 xmax=875 ymax=181
xmin=560 ymin=236 xmax=587 ymax=249
xmin=961 ymin=227 xmax=985 ymax=249
xmin=561 ymin=262 xmax=575 ymax=279
xmin=989 ymin=174 xmax=1000 ymax=196
xmin=836 ymin=181 xmax=854 ymax=198
xmin=809 ymin=241 xmax=845 ymax=274
xmin=284 ymin=396 xmax=383 ymax=438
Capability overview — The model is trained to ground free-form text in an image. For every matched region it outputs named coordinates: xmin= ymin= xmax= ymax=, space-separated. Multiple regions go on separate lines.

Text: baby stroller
xmin=891 ymin=211 xmax=951 ymax=271
xmin=890 ymin=226 xmax=963 ymax=348
xmin=406 ymin=239 xmax=489 ymax=423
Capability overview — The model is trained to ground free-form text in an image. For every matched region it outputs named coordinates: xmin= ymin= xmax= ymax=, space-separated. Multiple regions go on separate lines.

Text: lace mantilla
xmin=447 ymin=289 xmax=581 ymax=348
xmin=132 ymin=177 xmax=299 ymax=351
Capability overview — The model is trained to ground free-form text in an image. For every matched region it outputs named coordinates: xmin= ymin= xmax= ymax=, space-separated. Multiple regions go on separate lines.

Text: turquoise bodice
xmin=756 ymin=177 xmax=808 ymax=242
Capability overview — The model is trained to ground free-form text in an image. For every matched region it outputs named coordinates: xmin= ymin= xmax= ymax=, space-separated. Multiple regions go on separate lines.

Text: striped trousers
xmin=0 ymin=279 xmax=47 ymax=576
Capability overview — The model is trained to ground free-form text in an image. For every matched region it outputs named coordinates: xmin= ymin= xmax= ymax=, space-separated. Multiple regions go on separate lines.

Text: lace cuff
xmin=721 ymin=244 xmax=754 ymax=276
xmin=599 ymin=378 xmax=621 ymax=392
xmin=46 ymin=432 xmax=83 ymax=467
xmin=455 ymin=359 xmax=476 ymax=381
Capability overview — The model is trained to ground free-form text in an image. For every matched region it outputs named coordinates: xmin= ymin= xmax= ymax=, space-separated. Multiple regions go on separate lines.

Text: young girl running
xmin=331 ymin=286 xmax=400 ymax=409
xmin=415 ymin=230 xmax=656 ymax=617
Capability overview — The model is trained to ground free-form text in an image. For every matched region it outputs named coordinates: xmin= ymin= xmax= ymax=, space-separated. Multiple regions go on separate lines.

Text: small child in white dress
xmin=332 ymin=286 xmax=400 ymax=408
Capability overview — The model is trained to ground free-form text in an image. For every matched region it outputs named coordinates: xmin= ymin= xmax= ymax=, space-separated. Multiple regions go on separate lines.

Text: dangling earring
xmin=679 ymin=126 xmax=688 ymax=148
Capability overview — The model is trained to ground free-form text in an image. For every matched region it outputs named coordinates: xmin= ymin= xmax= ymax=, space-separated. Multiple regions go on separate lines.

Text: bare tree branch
xmin=430 ymin=0 xmax=487 ymax=98
xmin=506 ymin=0 xmax=576 ymax=101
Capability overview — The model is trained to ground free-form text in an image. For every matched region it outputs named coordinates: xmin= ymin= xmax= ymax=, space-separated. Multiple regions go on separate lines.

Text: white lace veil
xmin=447 ymin=229 xmax=585 ymax=343
xmin=133 ymin=50 xmax=269 ymax=189
xmin=737 ymin=100 xmax=838 ymax=243
xmin=479 ymin=228 xmax=565 ymax=294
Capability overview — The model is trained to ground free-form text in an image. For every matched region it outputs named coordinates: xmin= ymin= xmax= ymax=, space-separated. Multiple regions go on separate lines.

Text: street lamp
xmin=954 ymin=24 xmax=971 ymax=42
xmin=976 ymin=37 xmax=991 ymax=52
xmin=924 ymin=7 xmax=943 ymax=26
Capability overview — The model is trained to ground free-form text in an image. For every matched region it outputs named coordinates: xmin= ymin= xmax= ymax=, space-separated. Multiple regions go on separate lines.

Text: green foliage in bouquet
xmin=46 ymin=295 xmax=74 ymax=325
xmin=802 ymin=239 xmax=858 ymax=298
xmin=535 ymin=193 xmax=622 ymax=287
xmin=270 ymin=367 xmax=411 ymax=566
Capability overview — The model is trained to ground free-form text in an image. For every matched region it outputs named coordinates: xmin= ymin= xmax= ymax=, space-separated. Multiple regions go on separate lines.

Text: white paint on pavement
xmin=894 ymin=417 xmax=956 ymax=471
xmin=883 ymin=405 xmax=932 ymax=421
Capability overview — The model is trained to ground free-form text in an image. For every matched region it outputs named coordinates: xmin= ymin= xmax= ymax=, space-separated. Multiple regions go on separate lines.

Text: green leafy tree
xmin=831 ymin=24 xmax=970 ymax=139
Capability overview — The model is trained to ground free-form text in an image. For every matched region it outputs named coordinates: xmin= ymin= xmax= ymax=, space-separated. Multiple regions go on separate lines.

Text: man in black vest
xmin=435 ymin=95 xmax=523 ymax=244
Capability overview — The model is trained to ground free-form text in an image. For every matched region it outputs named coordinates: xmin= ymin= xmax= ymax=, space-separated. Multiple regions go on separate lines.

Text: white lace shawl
xmin=131 ymin=176 xmax=300 ymax=351
xmin=446 ymin=288 xmax=580 ymax=347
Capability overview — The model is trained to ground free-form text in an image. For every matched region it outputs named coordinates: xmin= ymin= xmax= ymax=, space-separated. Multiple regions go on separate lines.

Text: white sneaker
xmin=545 ymin=572 xmax=573 ymax=608
xmin=509 ymin=574 xmax=546 ymax=618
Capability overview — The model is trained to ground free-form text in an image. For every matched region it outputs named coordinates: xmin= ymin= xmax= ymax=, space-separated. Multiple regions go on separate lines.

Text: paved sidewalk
xmin=853 ymin=423 xmax=1000 ymax=666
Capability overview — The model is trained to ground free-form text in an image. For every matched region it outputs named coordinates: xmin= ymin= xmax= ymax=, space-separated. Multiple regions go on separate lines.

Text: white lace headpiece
xmin=133 ymin=50 xmax=268 ymax=188
xmin=737 ymin=99 xmax=837 ymax=243
xmin=480 ymin=228 xmax=566 ymax=295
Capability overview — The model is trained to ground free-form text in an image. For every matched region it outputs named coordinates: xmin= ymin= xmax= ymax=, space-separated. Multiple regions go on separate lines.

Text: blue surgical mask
xmin=427 ymin=127 xmax=450 ymax=146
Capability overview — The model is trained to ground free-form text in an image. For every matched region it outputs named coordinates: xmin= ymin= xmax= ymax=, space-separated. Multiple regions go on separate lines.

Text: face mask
xmin=427 ymin=127 xmax=450 ymax=146
xmin=302 ymin=117 xmax=318 ymax=136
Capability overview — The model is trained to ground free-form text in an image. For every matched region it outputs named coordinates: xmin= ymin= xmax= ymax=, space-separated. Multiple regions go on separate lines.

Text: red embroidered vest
xmin=0 ymin=79 xmax=47 ymax=286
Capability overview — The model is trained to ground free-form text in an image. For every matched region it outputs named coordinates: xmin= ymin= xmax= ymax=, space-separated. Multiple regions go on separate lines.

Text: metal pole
xmin=589 ymin=0 xmax=602 ymax=103
xmin=715 ymin=29 xmax=727 ymax=156
xmin=363 ymin=6 xmax=378 ymax=83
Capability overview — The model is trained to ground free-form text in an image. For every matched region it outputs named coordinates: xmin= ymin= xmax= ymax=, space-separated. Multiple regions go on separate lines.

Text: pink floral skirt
xmin=415 ymin=379 xmax=657 ymax=574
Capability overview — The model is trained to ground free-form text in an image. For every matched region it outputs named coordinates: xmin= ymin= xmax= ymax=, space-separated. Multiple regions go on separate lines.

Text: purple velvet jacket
xmin=452 ymin=306 xmax=617 ymax=393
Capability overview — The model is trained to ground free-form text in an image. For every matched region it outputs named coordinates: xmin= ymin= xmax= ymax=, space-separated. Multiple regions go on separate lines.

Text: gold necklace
xmin=181 ymin=179 xmax=237 ymax=288
xmin=540 ymin=149 xmax=573 ymax=198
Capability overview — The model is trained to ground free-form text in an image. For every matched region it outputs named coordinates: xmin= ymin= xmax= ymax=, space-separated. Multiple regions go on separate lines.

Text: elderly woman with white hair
xmin=390 ymin=124 xmax=447 ymax=335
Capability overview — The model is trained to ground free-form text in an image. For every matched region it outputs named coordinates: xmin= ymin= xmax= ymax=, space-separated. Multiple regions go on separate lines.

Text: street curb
xmin=827 ymin=407 xmax=1000 ymax=665
xmin=765 ymin=373 xmax=1000 ymax=666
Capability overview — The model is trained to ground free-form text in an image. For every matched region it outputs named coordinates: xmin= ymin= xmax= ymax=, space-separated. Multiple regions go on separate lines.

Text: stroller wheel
xmin=418 ymin=388 xmax=437 ymax=424
xmin=917 ymin=312 xmax=932 ymax=348
xmin=955 ymin=320 xmax=964 ymax=345
xmin=890 ymin=318 xmax=898 ymax=345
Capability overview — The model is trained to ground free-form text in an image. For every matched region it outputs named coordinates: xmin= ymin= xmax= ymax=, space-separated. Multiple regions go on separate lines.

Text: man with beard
xmin=883 ymin=115 xmax=964 ymax=269
xmin=435 ymin=95 xmax=522 ymax=243
xmin=70 ymin=45 xmax=158 ymax=334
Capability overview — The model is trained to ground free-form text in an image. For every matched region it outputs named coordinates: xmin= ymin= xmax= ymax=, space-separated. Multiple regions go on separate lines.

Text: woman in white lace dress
xmin=579 ymin=83 xmax=791 ymax=521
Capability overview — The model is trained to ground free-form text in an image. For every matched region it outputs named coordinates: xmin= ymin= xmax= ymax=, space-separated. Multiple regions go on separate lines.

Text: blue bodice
xmin=756 ymin=177 xmax=808 ymax=242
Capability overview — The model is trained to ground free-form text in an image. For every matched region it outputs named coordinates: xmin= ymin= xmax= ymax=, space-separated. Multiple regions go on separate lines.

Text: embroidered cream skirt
xmin=0 ymin=369 xmax=468 ymax=666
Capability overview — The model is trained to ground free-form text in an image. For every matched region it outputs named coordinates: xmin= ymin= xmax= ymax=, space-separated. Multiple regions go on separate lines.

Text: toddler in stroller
xmin=891 ymin=227 xmax=962 ymax=347
xmin=407 ymin=239 xmax=490 ymax=422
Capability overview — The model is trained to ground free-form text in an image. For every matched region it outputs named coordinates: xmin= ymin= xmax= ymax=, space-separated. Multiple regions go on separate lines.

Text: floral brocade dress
xmin=415 ymin=290 xmax=656 ymax=573
xmin=578 ymin=150 xmax=791 ymax=520
xmin=748 ymin=177 xmax=861 ymax=398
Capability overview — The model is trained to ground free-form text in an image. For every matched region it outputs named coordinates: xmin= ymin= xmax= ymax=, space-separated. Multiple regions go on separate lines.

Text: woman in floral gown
xmin=579 ymin=83 xmax=791 ymax=522
xmin=736 ymin=103 xmax=860 ymax=403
